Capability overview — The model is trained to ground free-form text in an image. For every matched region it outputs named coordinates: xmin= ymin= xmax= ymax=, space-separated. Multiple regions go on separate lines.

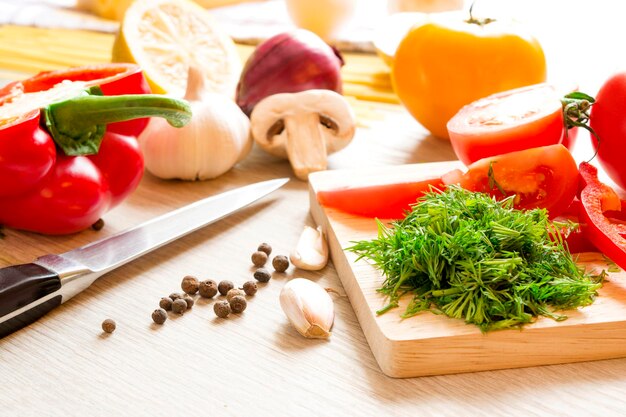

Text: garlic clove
xmin=290 ymin=225 xmax=329 ymax=271
xmin=279 ymin=278 xmax=334 ymax=339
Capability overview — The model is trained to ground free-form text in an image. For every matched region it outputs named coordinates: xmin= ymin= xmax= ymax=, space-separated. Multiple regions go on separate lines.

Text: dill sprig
xmin=348 ymin=186 xmax=603 ymax=332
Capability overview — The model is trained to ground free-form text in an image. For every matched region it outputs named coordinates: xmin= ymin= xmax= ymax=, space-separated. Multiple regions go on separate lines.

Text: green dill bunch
xmin=348 ymin=185 xmax=602 ymax=332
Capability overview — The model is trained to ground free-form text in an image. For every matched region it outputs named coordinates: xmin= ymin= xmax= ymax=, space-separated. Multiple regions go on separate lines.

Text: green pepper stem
xmin=43 ymin=87 xmax=192 ymax=156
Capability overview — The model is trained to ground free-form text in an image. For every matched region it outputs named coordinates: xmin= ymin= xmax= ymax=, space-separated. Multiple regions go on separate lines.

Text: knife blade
xmin=0 ymin=178 xmax=289 ymax=338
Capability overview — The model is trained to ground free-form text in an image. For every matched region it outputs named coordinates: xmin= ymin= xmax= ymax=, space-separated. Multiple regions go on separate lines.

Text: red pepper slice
xmin=552 ymin=199 xmax=598 ymax=254
xmin=578 ymin=162 xmax=626 ymax=269
xmin=317 ymin=177 xmax=444 ymax=219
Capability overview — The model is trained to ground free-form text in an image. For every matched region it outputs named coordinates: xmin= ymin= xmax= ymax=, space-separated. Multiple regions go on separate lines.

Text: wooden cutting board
xmin=308 ymin=161 xmax=626 ymax=378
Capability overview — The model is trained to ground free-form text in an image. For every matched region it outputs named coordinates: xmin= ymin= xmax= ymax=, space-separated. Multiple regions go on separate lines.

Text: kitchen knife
xmin=0 ymin=178 xmax=289 ymax=338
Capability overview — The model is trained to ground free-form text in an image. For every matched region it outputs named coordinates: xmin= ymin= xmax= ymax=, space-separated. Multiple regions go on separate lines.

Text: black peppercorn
xmin=199 ymin=279 xmax=218 ymax=298
xmin=251 ymin=250 xmax=268 ymax=267
xmin=101 ymin=318 xmax=116 ymax=333
xmin=171 ymin=298 xmax=187 ymax=315
xmin=214 ymin=300 xmax=231 ymax=318
xmin=91 ymin=218 xmax=105 ymax=231
xmin=229 ymin=295 xmax=247 ymax=314
xmin=257 ymin=242 xmax=272 ymax=256
xmin=226 ymin=288 xmax=246 ymax=302
xmin=152 ymin=308 xmax=167 ymax=324
xmin=169 ymin=292 xmax=184 ymax=301
xmin=183 ymin=294 xmax=194 ymax=309
xmin=272 ymin=255 xmax=289 ymax=273
xmin=242 ymin=280 xmax=258 ymax=296
xmin=253 ymin=268 xmax=271 ymax=283
xmin=159 ymin=296 xmax=173 ymax=311
xmin=218 ymin=280 xmax=234 ymax=296
xmin=181 ymin=275 xmax=200 ymax=295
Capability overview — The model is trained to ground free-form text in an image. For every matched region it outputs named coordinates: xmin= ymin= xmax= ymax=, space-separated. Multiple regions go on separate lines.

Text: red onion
xmin=236 ymin=29 xmax=344 ymax=116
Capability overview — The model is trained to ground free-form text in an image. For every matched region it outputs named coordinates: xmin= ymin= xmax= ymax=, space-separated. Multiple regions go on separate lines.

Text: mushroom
xmin=250 ymin=89 xmax=356 ymax=180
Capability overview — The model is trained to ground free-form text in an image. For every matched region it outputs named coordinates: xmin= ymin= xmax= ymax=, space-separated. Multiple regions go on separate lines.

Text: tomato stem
xmin=561 ymin=92 xmax=600 ymax=162
xmin=467 ymin=1 xmax=496 ymax=25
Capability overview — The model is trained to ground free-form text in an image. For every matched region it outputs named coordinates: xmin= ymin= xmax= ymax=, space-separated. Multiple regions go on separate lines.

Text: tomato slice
xmin=444 ymin=144 xmax=578 ymax=218
xmin=317 ymin=177 xmax=444 ymax=219
xmin=447 ymin=84 xmax=568 ymax=165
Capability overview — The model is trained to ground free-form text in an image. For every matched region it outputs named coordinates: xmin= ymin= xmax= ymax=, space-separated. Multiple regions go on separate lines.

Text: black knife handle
xmin=0 ymin=263 xmax=62 ymax=338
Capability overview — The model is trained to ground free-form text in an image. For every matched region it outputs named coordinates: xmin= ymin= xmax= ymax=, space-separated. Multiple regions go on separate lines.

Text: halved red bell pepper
xmin=0 ymin=63 xmax=152 ymax=137
xmin=0 ymin=65 xmax=191 ymax=235
xmin=577 ymin=162 xmax=626 ymax=269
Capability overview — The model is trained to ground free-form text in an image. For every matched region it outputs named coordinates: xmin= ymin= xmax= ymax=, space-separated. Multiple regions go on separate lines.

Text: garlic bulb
xmin=139 ymin=66 xmax=252 ymax=180
xmin=290 ymin=225 xmax=329 ymax=270
xmin=279 ymin=278 xmax=334 ymax=339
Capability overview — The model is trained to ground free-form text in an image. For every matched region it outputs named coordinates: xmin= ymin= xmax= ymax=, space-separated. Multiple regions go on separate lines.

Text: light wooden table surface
xmin=2 ymin=2 xmax=626 ymax=416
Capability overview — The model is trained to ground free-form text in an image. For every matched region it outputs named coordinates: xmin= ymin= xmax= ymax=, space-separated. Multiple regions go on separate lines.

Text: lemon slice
xmin=112 ymin=0 xmax=242 ymax=98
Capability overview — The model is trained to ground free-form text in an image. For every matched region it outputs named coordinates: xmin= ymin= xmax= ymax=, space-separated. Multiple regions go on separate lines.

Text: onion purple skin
xmin=236 ymin=29 xmax=345 ymax=116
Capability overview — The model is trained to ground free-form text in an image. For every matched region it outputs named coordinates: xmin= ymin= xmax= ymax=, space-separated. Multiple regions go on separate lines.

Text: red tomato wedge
xmin=444 ymin=144 xmax=578 ymax=218
xmin=317 ymin=145 xmax=577 ymax=220
xmin=447 ymin=84 xmax=570 ymax=165
xmin=317 ymin=177 xmax=444 ymax=219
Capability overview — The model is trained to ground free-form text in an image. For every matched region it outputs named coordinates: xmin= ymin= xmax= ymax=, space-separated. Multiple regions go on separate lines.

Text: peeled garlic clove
xmin=290 ymin=225 xmax=329 ymax=271
xmin=279 ymin=278 xmax=334 ymax=339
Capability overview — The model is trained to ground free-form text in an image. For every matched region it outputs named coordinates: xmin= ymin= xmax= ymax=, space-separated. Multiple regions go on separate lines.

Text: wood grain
xmin=4 ymin=3 xmax=626 ymax=415
xmin=308 ymin=162 xmax=626 ymax=378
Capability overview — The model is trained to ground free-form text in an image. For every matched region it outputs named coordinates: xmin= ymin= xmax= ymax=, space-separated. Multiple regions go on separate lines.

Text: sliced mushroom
xmin=250 ymin=89 xmax=356 ymax=180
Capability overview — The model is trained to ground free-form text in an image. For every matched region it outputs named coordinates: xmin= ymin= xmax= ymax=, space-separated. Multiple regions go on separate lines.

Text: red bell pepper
xmin=552 ymin=199 xmax=599 ymax=254
xmin=0 ymin=64 xmax=191 ymax=235
xmin=0 ymin=64 xmax=152 ymax=137
xmin=577 ymin=162 xmax=626 ymax=269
